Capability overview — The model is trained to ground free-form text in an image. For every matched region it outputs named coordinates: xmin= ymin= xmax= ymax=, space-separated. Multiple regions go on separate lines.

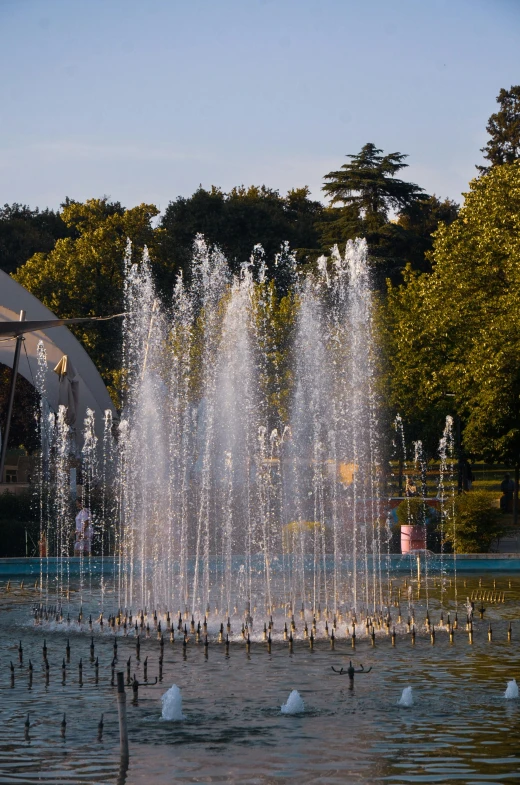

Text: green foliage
xmin=0 ymin=491 xmax=39 ymax=557
xmin=396 ymin=497 xmax=429 ymax=527
xmin=253 ymin=281 xmax=298 ymax=425
xmin=383 ymin=161 xmax=520 ymax=464
xmin=14 ymin=198 xmax=160 ymax=404
xmin=478 ymin=86 xmax=520 ymax=172
xmin=323 ymin=143 xmax=423 ymax=221
xmin=446 ymin=491 xmax=504 ymax=553
xmin=320 ymin=144 xmax=456 ymax=283
xmin=377 ymin=271 xmax=452 ymax=459
xmin=0 ymin=367 xmax=39 ymax=453
xmin=0 ymin=203 xmax=74 ymax=276
xmin=394 ymin=195 xmax=459 ymax=274
xmin=156 ymin=185 xmax=323 ymax=292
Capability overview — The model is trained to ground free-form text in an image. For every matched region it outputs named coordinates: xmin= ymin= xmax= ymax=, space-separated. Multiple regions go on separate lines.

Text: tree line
xmin=2 ymin=85 xmax=520 ymax=470
xmin=384 ymin=85 xmax=520 ymax=468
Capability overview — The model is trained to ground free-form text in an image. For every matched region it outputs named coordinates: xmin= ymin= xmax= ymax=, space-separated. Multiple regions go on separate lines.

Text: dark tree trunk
xmin=514 ymin=464 xmax=519 ymax=528
xmin=456 ymin=415 xmax=463 ymax=494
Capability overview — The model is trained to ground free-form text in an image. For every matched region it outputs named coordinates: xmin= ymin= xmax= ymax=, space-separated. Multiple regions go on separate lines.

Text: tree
xmin=0 ymin=203 xmax=74 ymax=275
xmin=14 ymin=198 xmax=160 ymax=403
xmin=0 ymin=364 xmax=40 ymax=453
xmin=394 ymin=195 xmax=459 ymax=274
xmin=384 ymin=162 xmax=520 ymax=467
xmin=253 ymin=279 xmax=298 ymax=425
xmin=478 ymin=86 xmax=520 ymax=173
xmin=0 ymin=490 xmax=39 ymax=557
xmin=323 ymin=143 xmax=423 ymax=223
xmin=321 ymin=143 xmax=426 ymax=282
xmin=156 ymin=185 xmax=323 ymax=292
xmin=378 ymin=273 xmax=454 ymax=460
xmin=446 ymin=491 xmax=504 ymax=553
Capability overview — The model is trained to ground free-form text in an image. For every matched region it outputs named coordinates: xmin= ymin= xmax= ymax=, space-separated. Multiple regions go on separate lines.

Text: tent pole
xmin=0 ymin=310 xmax=25 ymax=485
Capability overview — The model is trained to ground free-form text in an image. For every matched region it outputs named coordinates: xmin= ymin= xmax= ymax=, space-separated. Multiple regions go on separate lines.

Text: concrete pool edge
xmin=0 ymin=554 xmax=519 ymax=576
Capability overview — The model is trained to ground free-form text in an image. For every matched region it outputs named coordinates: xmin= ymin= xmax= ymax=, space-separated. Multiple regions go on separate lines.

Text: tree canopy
xmin=323 ymin=143 xmax=423 ymax=222
xmin=14 ymin=198 xmax=159 ymax=402
xmin=320 ymin=143 xmax=454 ymax=283
xmin=0 ymin=203 xmax=73 ymax=276
xmin=478 ymin=85 xmax=520 ymax=172
xmin=1 ymin=126 xmax=491 ymax=454
xmin=393 ymin=195 xmax=459 ymax=274
xmin=156 ymin=185 xmax=324 ymax=292
xmin=384 ymin=161 xmax=520 ymax=463
xmin=0 ymin=364 xmax=39 ymax=453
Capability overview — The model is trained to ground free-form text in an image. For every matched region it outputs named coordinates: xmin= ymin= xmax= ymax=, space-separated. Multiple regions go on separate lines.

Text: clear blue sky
xmin=1 ymin=0 xmax=519 ymax=213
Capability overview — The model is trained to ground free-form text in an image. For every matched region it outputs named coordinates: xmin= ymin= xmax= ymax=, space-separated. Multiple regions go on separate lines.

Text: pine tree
xmin=321 ymin=143 xmax=424 ymax=282
xmin=322 ymin=143 xmax=423 ymax=230
xmin=478 ymin=86 xmax=520 ymax=173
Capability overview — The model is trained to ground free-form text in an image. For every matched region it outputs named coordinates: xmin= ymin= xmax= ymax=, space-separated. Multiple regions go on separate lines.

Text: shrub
xmin=396 ymin=498 xmax=429 ymax=527
xmin=446 ymin=490 xmax=504 ymax=553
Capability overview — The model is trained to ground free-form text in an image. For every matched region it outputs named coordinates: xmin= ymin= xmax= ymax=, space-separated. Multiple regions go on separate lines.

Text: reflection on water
xmin=0 ymin=574 xmax=519 ymax=784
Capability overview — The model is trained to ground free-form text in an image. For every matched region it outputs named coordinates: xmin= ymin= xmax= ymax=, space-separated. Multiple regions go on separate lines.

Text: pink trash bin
xmin=401 ymin=525 xmax=426 ymax=554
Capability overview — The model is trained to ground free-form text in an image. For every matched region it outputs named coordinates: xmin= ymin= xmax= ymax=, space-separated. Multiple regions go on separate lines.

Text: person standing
xmin=500 ymin=473 xmax=515 ymax=513
xmin=405 ymin=475 xmax=417 ymax=497
xmin=462 ymin=458 xmax=474 ymax=491
xmin=466 ymin=461 xmax=474 ymax=490
xmin=74 ymin=500 xmax=93 ymax=555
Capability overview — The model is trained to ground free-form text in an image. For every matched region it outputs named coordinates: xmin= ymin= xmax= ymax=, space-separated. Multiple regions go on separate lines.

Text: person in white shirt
xmin=74 ymin=500 xmax=93 ymax=555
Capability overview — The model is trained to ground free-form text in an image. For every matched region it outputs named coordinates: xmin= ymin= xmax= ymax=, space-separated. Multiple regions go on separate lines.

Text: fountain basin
xmin=1 ymin=573 xmax=519 ymax=785
xmin=1 ymin=554 xmax=520 ymax=578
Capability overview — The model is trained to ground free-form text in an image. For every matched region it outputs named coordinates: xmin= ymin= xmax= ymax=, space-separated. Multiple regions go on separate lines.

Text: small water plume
xmin=54 ymin=405 xmax=72 ymax=602
xmin=161 ymin=684 xmax=186 ymax=720
xmin=98 ymin=409 xmax=116 ymax=609
xmin=35 ymin=341 xmax=51 ymax=598
xmin=438 ymin=416 xmax=455 ymax=612
xmin=398 ymin=686 xmax=414 ymax=707
xmin=281 ymin=690 xmax=305 ymax=714
xmin=413 ymin=440 xmax=429 ymax=606
xmin=393 ymin=414 xmax=413 ymax=596
xmin=81 ymin=409 xmax=98 ymax=597
xmin=504 ymin=680 xmax=519 ymax=700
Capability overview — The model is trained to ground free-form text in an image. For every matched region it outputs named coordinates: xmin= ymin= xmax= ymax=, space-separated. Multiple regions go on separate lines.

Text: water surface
xmin=0 ymin=574 xmax=518 ymax=784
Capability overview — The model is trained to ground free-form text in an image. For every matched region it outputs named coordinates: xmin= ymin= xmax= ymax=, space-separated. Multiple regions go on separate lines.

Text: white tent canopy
xmin=0 ymin=270 xmax=117 ymax=444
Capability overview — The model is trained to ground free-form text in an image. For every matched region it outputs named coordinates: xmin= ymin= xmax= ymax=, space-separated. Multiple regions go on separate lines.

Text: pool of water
xmin=0 ymin=575 xmax=519 ymax=784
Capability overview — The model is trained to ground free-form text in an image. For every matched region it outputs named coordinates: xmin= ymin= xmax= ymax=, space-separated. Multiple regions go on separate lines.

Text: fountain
xmin=161 ymin=684 xmax=186 ymax=720
xmin=34 ymin=236 xmax=386 ymax=625
xmin=281 ymin=689 xmax=305 ymax=714
xmin=504 ymin=679 xmax=518 ymax=700
xmin=397 ymin=686 xmax=414 ymax=707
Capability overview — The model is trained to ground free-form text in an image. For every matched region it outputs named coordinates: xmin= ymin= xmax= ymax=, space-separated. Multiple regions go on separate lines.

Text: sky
xmin=0 ymin=0 xmax=519 ymax=214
